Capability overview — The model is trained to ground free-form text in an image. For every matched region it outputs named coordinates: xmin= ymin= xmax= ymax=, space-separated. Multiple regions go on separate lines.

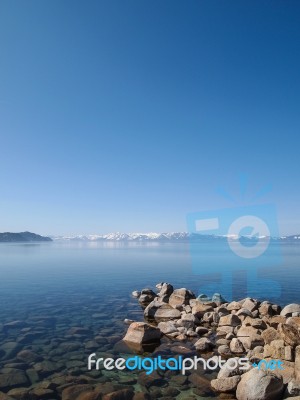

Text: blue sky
xmin=0 ymin=1 xmax=300 ymax=235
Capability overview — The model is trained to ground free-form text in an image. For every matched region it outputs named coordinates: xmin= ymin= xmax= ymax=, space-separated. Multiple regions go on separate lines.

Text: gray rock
xmin=132 ymin=290 xmax=141 ymax=298
xmin=144 ymin=300 xmax=181 ymax=321
xmin=157 ymin=321 xmax=178 ymax=335
xmin=281 ymin=304 xmax=300 ymax=318
xmin=236 ymin=368 xmax=284 ymax=400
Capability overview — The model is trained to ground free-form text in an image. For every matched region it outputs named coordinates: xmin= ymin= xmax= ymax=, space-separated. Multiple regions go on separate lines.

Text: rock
xmin=157 ymin=321 xmax=177 ymax=335
xmin=236 ymin=368 xmax=284 ymax=400
xmin=217 ymin=357 xmax=246 ymax=378
xmin=230 ymin=338 xmax=245 ymax=353
xmin=0 ymin=370 xmax=29 ymax=391
xmin=236 ymin=308 xmax=254 ymax=318
xmin=227 ymin=301 xmax=242 ymax=311
xmin=212 ymin=293 xmax=227 ymax=304
xmin=202 ymin=311 xmax=219 ymax=324
xmin=17 ymin=350 xmax=42 ymax=363
xmin=287 ymin=380 xmax=300 ymax=396
xmin=169 ymin=288 xmax=195 ymax=308
xmin=124 ymin=319 xmax=135 ymax=325
xmin=242 ymin=298 xmax=259 ymax=313
xmin=62 ymin=384 xmax=95 ymax=400
xmin=196 ymin=294 xmax=212 ymax=303
xmin=263 ymin=339 xmax=292 ymax=360
xmin=123 ymin=322 xmax=161 ymax=345
xmin=0 ymin=392 xmax=15 ymax=400
xmin=144 ymin=300 xmax=181 ymax=321
xmin=237 ymin=326 xmax=264 ymax=350
xmin=278 ymin=323 xmax=300 ymax=346
xmin=243 ymin=317 xmax=267 ymax=330
xmin=219 ymin=314 xmax=241 ymax=327
xmin=295 ymin=346 xmax=300 ymax=382
xmin=191 ymin=303 xmax=213 ymax=318
xmin=195 ymin=327 xmax=209 ymax=335
xmin=138 ymin=290 xmax=156 ymax=306
xmin=157 ymin=283 xmax=173 ymax=298
xmin=177 ymin=314 xmax=198 ymax=329
xmin=194 ymin=338 xmax=213 ymax=351
xmin=0 ymin=342 xmax=22 ymax=360
xmin=261 ymin=327 xmax=281 ymax=344
xmin=259 ymin=303 xmax=274 ymax=317
xmin=281 ymin=304 xmax=300 ymax=318
xmin=211 ymin=375 xmax=241 ymax=393
xmin=218 ymin=344 xmax=231 ymax=357
xmin=103 ymin=388 xmax=134 ymax=400
xmin=286 ymin=316 xmax=300 ymax=330
xmin=131 ymin=290 xmax=141 ymax=298
xmin=268 ymin=315 xmax=286 ymax=328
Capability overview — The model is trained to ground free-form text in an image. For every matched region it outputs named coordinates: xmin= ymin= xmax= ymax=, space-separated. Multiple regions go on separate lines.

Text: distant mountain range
xmin=51 ymin=232 xmax=300 ymax=242
xmin=2 ymin=231 xmax=300 ymax=243
xmin=0 ymin=232 xmax=52 ymax=242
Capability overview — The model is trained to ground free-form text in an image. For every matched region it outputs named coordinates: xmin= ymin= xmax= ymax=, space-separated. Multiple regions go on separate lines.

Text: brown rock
xmin=103 ymin=389 xmax=134 ymax=400
xmin=219 ymin=314 xmax=241 ymax=327
xmin=261 ymin=327 xmax=280 ymax=344
xmin=278 ymin=323 xmax=300 ymax=347
xmin=268 ymin=315 xmax=286 ymax=328
xmin=211 ymin=376 xmax=241 ymax=393
xmin=169 ymin=288 xmax=195 ymax=308
xmin=123 ymin=322 xmax=161 ymax=345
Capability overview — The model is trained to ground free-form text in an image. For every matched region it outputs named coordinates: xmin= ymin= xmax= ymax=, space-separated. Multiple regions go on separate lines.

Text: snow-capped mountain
xmin=50 ymin=232 xmax=300 ymax=242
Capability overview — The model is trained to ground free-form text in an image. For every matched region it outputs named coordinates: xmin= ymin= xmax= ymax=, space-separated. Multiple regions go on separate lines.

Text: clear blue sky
xmin=0 ymin=1 xmax=300 ymax=235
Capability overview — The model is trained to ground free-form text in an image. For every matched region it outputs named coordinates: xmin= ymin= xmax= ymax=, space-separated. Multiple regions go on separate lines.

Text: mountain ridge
xmin=0 ymin=232 xmax=52 ymax=242
xmin=51 ymin=232 xmax=300 ymax=242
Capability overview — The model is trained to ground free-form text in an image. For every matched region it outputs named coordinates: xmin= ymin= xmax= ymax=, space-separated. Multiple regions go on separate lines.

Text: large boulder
xmin=211 ymin=375 xmax=241 ymax=393
xmin=123 ymin=322 xmax=161 ymax=345
xmin=219 ymin=314 xmax=241 ymax=327
xmin=157 ymin=321 xmax=178 ymax=335
xmin=261 ymin=327 xmax=281 ymax=344
xmin=237 ymin=326 xmax=264 ymax=350
xmin=144 ymin=300 xmax=181 ymax=321
xmin=192 ymin=303 xmax=214 ymax=319
xmin=236 ymin=368 xmax=284 ymax=400
xmin=281 ymin=304 xmax=300 ymax=318
xmin=169 ymin=288 xmax=195 ymax=308
xmin=278 ymin=323 xmax=300 ymax=347
xmin=138 ymin=289 xmax=156 ymax=307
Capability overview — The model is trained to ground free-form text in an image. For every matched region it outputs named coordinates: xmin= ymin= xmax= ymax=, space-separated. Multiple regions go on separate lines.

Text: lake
xmin=0 ymin=241 xmax=299 ymax=399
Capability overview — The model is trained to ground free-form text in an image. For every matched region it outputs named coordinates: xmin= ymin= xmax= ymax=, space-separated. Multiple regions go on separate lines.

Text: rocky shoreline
xmin=122 ymin=282 xmax=300 ymax=400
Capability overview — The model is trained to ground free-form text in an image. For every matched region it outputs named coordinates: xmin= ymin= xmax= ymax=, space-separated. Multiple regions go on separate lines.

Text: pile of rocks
xmin=123 ymin=282 xmax=300 ymax=400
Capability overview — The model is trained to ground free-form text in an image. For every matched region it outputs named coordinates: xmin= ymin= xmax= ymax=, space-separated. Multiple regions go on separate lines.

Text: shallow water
xmin=0 ymin=241 xmax=299 ymax=399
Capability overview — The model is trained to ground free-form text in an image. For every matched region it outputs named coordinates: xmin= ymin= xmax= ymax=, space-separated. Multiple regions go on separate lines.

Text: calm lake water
xmin=0 ymin=241 xmax=299 ymax=399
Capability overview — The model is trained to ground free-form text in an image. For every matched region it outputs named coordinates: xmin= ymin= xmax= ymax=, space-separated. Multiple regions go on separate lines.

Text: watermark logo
xmin=186 ymin=177 xmax=282 ymax=300
xmin=253 ymin=359 xmax=284 ymax=371
xmin=88 ymin=354 xmax=284 ymax=375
